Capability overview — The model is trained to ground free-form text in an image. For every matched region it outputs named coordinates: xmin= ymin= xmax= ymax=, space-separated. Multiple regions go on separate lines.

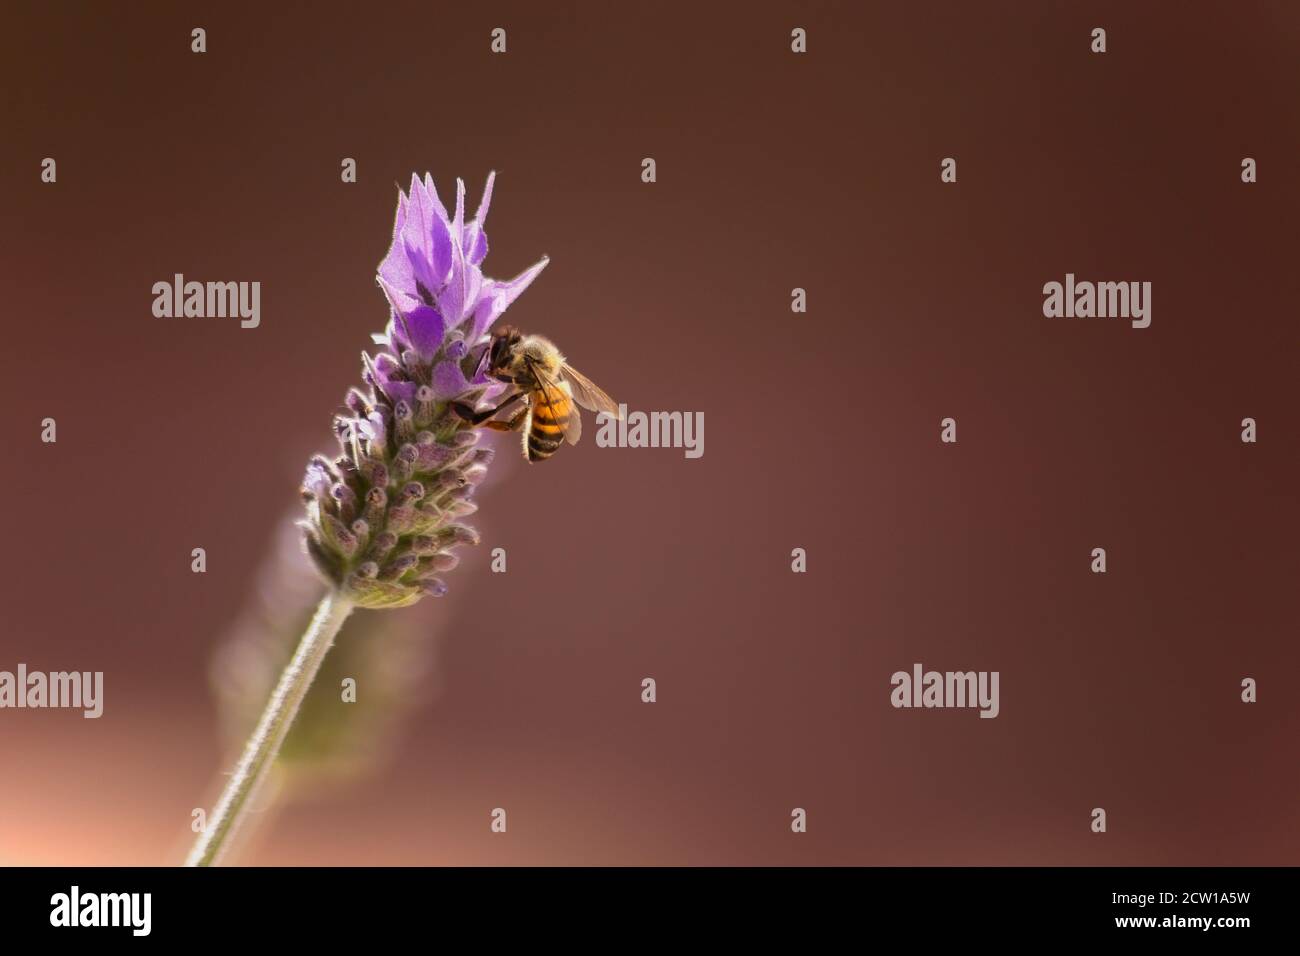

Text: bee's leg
xmin=451 ymin=391 xmax=525 ymax=426
xmin=479 ymin=406 xmax=529 ymax=433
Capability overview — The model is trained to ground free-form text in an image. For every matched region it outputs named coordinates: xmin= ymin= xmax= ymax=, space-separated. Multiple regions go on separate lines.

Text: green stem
xmin=185 ymin=591 xmax=355 ymax=866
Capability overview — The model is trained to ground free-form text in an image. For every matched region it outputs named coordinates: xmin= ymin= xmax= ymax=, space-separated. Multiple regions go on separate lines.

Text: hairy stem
xmin=186 ymin=591 xmax=355 ymax=866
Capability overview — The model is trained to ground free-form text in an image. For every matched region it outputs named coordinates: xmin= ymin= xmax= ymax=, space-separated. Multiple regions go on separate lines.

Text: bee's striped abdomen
xmin=524 ymin=388 xmax=571 ymax=462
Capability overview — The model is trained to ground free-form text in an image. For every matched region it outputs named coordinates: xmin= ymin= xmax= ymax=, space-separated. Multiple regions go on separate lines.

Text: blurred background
xmin=1 ymin=1 xmax=1296 ymax=865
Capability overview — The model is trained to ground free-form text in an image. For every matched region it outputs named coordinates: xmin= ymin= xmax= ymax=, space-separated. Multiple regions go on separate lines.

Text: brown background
xmin=1 ymin=1 xmax=1296 ymax=865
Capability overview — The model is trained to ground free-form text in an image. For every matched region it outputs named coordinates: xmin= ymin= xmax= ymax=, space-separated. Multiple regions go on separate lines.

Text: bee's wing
xmin=562 ymin=384 xmax=582 ymax=445
xmin=528 ymin=358 xmax=583 ymax=445
xmin=561 ymin=363 xmax=622 ymax=419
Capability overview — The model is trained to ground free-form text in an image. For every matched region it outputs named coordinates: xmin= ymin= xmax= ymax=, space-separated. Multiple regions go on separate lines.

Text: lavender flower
xmin=187 ymin=172 xmax=547 ymax=866
xmin=300 ymin=172 xmax=548 ymax=609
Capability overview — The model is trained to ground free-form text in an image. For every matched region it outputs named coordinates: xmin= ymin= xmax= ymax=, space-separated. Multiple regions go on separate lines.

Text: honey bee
xmin=451 ymin=326 xmax=622 ymax=462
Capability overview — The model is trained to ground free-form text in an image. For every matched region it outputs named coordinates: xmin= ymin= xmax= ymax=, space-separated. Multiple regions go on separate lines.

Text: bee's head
xmin=487 ymin=326 xmax=525 ymax=381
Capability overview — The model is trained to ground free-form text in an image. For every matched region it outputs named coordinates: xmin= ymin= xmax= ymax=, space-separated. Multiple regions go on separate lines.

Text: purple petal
xmin=475 ymin=171 xmax=495 ymax=228
xmin=462 ymin=171 xmax=495 ymax=265
xmin=462 ymin=266 xmax=482 ymax=321
xmin=426 ymin=213 xmax=453 ymax=287
xmin=402 ymin=183 xmax=452 ymax=292
xmin=452 ymin=178 xmax=466 ymax=247
xmin=421 ymin=172 xmax=450 ymax=225
xmin=444 ymin=337 xmax=468 ymax=361
xmin=377 ymin=276 xmax=421 ymax=325
xmin=388 ymin=385 xmax=421 ymax=408
xmin=375 ymin=189 xmax=410 ymax=279
xmin=377 ymin=257 xmax=418 ymax=310
xmin=431 ymin=359 xmax=472 ymax=399
xmin=465 ymin=223 xmax=488 ymax=266
xmin=439 ymin=248 xmax=483 ymax=328
xmin=380 ymin=175 xmax=458 ymax=308
xmin=434 ymin=183 xmax=473 ymax=323
xmin=404 ymin=174 xmax=430 ymax=260
xmin=362 ymin=412 xmax=388 ymax=449
xmin=390 ymin=189 xmax=408 ymax=249
xmin=402 ymin=237 xmax=440 ymax=302
xmin=303 ymin=459 xmax=333 ymax=498
xmin=372 ymin=352 xmax=404 ymax=382
xmin=378 ymin=203 xmax=419 ymax=305
xmin=466 ymin=292 xmax=504 ymax=346
xmin=402 ymin=304 xmax=445 ymax=359
xmin=373 ymin=353 xmax=418 ymax=405
xmin=484 ymin=256 xmax=549 ymax=312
